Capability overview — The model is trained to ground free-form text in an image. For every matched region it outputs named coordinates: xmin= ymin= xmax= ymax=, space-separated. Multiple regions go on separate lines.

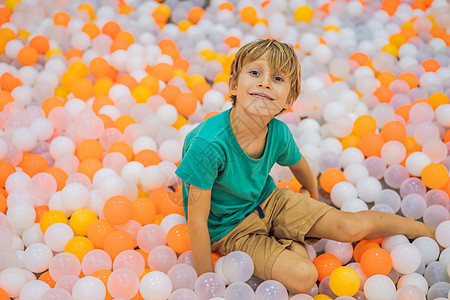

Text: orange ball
xmin=380 ymin=121 xmax=406 ymax=142
xmin=359 ymin=133 xmax=385 ymax=157
xmin=160 ymin=84 xmax=182 ymax=105
xmin=398 ymin=72 xmax=418 ymax=89
xmin=360 ymin=247 xmax=392 ymax=277
xmin=82 ymin=22 xmax=100 ymax=39
xmin=421 ymin=163 xmax=449 ymax=189
xmin=114 ymin=115 xmax=136 ymax=133
xmin=175 ymin=93 xmax=197 ymax=116
xmin=89 ymin=57 xmax=111 ymax=77
xmin=87 ymin=219 xmax=116 ymax=249
xmin=373 ymin=85 xmax=393 ymax=103
xmin=188 ymin=7 xmax=204 ymax=24
xmin=77 ymin=139 xmax=104 ymax=161
xmin=0 ymin=72 xmax=21 ymax=92
xmin=72 ymin=78 xmax=94 ymax=100
xmin=92 ymin=270 xmax=113 ymax=300
xmin=103 ymin=195 xmax=133 ymax=225
xmin=148 ymin=188 xmax=169 ymax=215
xmin=45 ymin=167 xmax=68 ymax=191
xmin=191 ymin=82 xmax=211 ymax=101
xmin=160 ymin=192 xmax=185 ymax=217
xmin=0 ymin=91 xmax=14 ymax=110
xmin=132 ymin=197 xmax=156 ymax=225
xmin=421 ymin=58 xmax=440 ymax=72
xmin=19 ymin=153 xmax=49 ymax=177
xmin=240 ymin=6 xmax=257 ymax=24
xmin=151 ymin=63 xmax=174 ymax=82
xmin=428 ymin=92 xmax=449 ymax=109
xmin=0 ymin=160 xmax=15 ymax=188
xmin=116 ymin=73 xmax=138 ymax=91
xmin=92 ymin=96 xmax=114 ymax=113
xmin=17 ymin=46 xmax=39 ymax=66
xmin=140 ymin=75 xmax=160 ymax=95
xmin=29 ymin=35 xmax=49 ymax=54
xmin=35 ymin=205 xmax=49 ymax=223
xmin=349 ymin=52 xmax=370 ymax=66
xmin=353 ymin=240 xmax=380 ymax=263
xmin=103 ymin=230 xmax=134 ymax=259
xmin=167 ymin=223 xmax=191 ymax=253
xmin=0 ymin=193 xmax=6 ymax=214
xmin=78 ymin=158 xmax=102 ymax=180
xmin=313 ymin=253 xmax=342 ymax=281
xmin=53 ymin=11 xmax=71 ymax=26
xmin=353 ymin=115 xmax=377 ymax=137
xmin=102 ymin=20 xmax=121 ymax=39
xmin=319 ymin=168 xmax=346 ymax=193
xmin=276 ymin=180 xmax=300 ymax=193
xmin=211 ymin=252 xmax=221 ymax=266
xmin=108 ymin=141 xmax=134 ymax=161
xmin=133 ymin=149 xmax=160 ymax=167
xmin=38 ymin=271 xmax=56 ymax=288
xmin=41 ymin=96 xmax=64 ymax=116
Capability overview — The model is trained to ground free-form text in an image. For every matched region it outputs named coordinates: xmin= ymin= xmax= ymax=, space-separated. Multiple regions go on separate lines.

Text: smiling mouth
xmin=250 ymin=93 xmax=274 ymax=101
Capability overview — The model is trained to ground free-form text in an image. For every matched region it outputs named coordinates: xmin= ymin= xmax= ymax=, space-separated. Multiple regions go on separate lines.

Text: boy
xmin=175 ymin=39 xmax=435 ymax=293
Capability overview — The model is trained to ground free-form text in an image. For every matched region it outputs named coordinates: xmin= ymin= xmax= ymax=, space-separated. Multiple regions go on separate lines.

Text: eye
xmin=249 ymin=70 xmax=260 ymax=76
xmin=273 ymin=76 xmax=284 ymax=82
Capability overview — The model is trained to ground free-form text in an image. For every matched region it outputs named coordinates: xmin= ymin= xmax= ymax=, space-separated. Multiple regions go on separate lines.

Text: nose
xmin=257 ymin=73 xmax=272 ymax=89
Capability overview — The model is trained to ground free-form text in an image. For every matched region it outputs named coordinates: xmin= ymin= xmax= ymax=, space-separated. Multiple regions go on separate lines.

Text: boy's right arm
xmin=187 ymin=185 xmax=213 ymax=276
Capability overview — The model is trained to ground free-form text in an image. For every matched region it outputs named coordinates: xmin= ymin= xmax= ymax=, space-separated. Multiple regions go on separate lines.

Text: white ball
xmin=405 ymin=152 xmax=431 ymax=177
xmin=330 ymin=181 xmax=357 ymax=208
xmin=11 ymin=127 xmax=37 ymax=152
xmin=0 ymin=267 xmax=28 ymax=298
xmin=412 ymin=237 xmax=440 ymax=266
xmin=72 ymin=276 xmax=106 ymax=300
xmin=364 ymin=275 xmax=396 ymax=300
xmin=140 ymin=271 xmax=173 ymax=300
xmin=340 ymin=147 xmax=365 ymax=168
xmin=391 ymin=243 xmax=422 ymax=274
xmin=141 ymin=165 xmax=167 ymax=190
xmin=397 ymin=273 xmax=429 ymax=295
xmin=19 ymin=280 xmax=50 ymax=300
xmin=49 ymin=136 xmax=76 ymax=159
xmin=44 ymin=223 xmax=74 ymax=252
xmin=6 ymin=202 xmax=35 ymax=231
xmin=23 ymin=243 xmax=53 ymax=273
xmin=159 ymin=214 xmax=187 ymax=235
xmin=380 ymin=140 xmax=406 ymax=165
xmin=436 ymin=220 xmax=450 ymax=248
xmin=156 ymin=104 xmax=178 ymax=126
xmin=121 ymin=161 xmax=145 ymax=185
xmin=312 ymin=44 xmax=332 ymax=65
xmin=61 ymin=183 xmax=90 ymax=212
xmin=435 ymin=104 xmax=450 ymax=127
xmin=341 ymin=198 xmax=369 ymax=212
xmin=30 ymin=118 xmax=54 ymax=141
xmin=133 ymin=136 xmax=157 ymax=153
xmin=344 ymin=163 xmax=369 ymax=185
xmin=158 ymin=139 xmax=182 ymax=163
xmin=356 ymin=176 xmax=382 ymax=203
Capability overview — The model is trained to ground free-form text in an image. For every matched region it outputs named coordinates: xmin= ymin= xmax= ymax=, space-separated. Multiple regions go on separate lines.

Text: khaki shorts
xmin=211 ymin=188 xmax=334 ymax=280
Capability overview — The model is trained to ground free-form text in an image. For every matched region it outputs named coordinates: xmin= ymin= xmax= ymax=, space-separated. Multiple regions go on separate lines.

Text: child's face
xmin=231 ymin=55 xmax=292 ymax=118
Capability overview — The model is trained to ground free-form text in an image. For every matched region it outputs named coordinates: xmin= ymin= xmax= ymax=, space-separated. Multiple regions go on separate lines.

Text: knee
xmin=284 ymin=260 xmax=318 ymax=294
xmin=337 ymin=212 xmax=371 ymax=242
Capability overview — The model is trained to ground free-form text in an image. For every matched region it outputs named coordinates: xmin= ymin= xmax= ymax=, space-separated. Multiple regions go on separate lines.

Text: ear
xmin=228 ymin=76 xmax=237 ymax=95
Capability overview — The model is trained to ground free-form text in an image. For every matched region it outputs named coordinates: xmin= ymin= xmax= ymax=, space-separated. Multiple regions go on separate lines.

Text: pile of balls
xmin=0 ymin=0 xmax=449 ymax=299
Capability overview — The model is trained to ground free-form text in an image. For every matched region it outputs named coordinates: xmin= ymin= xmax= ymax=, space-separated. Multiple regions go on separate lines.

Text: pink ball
xmin=81 ymin=249 xmax=112 ymax=276
xmin=148 ymin=245 xmax=177 ymax=274
xmin=384 ymin=165 xmax=409 ymax=189
xmin=107 ymin=267 xmax=140 ymax=299
xmin=55 ymin=275 xmax=80 ymax=294
xmin=42 ymin=287 xmax=72 ymax=300
xmin=49 ymin=253 xmax=81 ymax=282
xmin=136 ymin=224 xmax=166 ymax=253
xmin=113 ymin=250 xmax=145 ymax=277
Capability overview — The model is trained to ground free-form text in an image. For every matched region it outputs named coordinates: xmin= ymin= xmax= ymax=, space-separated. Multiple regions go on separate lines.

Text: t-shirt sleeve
xmin=175 ymin=137 xmax=223 ymax=190
xmin=276 ymin=122 xmax=302 ymax=166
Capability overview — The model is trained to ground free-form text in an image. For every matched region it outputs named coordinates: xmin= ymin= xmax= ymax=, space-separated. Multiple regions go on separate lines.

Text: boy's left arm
xmin=289 ymin=156 xmax=319 ymax=200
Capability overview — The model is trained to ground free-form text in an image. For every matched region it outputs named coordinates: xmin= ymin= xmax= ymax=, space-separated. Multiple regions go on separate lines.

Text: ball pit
xmin=0 ymin=0 xmax=449 ymax=299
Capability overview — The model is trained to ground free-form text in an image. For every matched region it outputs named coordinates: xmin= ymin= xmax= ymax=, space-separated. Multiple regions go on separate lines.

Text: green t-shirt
xmin=175 ymin=108 xmax=302 ymax=243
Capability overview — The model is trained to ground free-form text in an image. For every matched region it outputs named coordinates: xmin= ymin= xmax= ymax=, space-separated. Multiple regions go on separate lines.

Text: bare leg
xmin=306 ymin=208 xmax=436 ymax=243
xmin=271 ymin=246 xmax=317 ymax=294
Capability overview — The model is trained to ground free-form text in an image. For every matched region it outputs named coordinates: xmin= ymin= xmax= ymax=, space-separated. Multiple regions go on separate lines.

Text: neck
xmin=229 ymin=105 xmax=271 ymax=147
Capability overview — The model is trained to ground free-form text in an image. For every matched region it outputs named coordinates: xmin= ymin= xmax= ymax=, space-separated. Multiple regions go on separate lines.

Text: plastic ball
xmin=436 ymin=221 xmax=450 ymax=248
xmin=167 ymin=223 xmax=191 ymax=254
xmin=221 ymin=251 xmax=254 ymax=283
xmin=424 ymin=262 xmax=449 ymax=286
xmin=390 ymin=243 xmax=421 ymax=274
xmin=70 ymin=208 xmax=98 ymax=236
xmin=7 ymin=201 xmax=35 ymax=231
xmin=61 ymin=183 xmax=90 ymax=212
xmin=314 ymin=253 xmax=342 ymax=282
xmin=224 ymin=281 xmax=255 ymax=299
xmin=49 ymin=253 xmax=81 ymax=282
xmin=148 ymin=245 xmax=177 ymax=273
xmin=356 ymin=176 xmax=382 ymax=203
xmin=360 ymin=247 xmax=392 ymax=277
xmin=19 ymin=280 xmax=50 ymax=300
xmin=160 ymin=213 xmax=186 ymax=234
xmin=140 ymin=271 xmax=173 ymax=300
xmin=107 ymin=267 xmax=139 ymax=299
xmin=397 ymin=273 xmax=428 ymax=295
xmin=364 ymin=275 xmax=395 ymax=300
xmin=254 ymin=280 xmax=288 ymax=300
xmin=399 ymin=177 xmax=426 ymax=198
xmin=330 ymin=182 xmax=357 ymax=208
xmin=421 ymin=163 xmax=449 ymax=189
xmin=103 ymin=195 xmax=133 ymax=225
xmin=400 ymin=194 xmax=426 ymax=219
xmin=41 ymin=287 xmax=72 ymax=300
xmin=113 ymin=249 xmax=145 ymax=277
xmin=64 ymin=236 xmax=94 ymax=262
xmin=405 ymin=152 xmax=431 ymax=177
xmin=103 ymin=230 xmax=134 ymax=260
xmin=423 ymin=205 xmax=449 ymax=228
xmin=425 ymin=282 xmax=450 ymax=300
xmin=81 ymin=249 xmax=112 ymax=276
xmin=137 ymin=224 xmax=166 ymax=253
xmin=325 ymin=241 xmax=353 ymax=265
xmin=23 ymin=243 xmax=53 ymax=273
xmin=393 ymin=285 xmax=425 ymax=300
xmin=43 ymin=223 xmax=72 ymax=254
xmin=167 ymin=263 xmax=198 ymax=290
xmin=140 ymin=165 xmax=167 ymax=190
xmin=329 ymin=266 xmax=360 ymax=297
xmin=72 ymin=276 xmax=106 ymax=300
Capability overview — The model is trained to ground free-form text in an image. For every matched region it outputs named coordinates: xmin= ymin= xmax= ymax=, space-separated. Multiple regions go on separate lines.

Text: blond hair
xmin=228 ymin=39 xmax=301 ymax=106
